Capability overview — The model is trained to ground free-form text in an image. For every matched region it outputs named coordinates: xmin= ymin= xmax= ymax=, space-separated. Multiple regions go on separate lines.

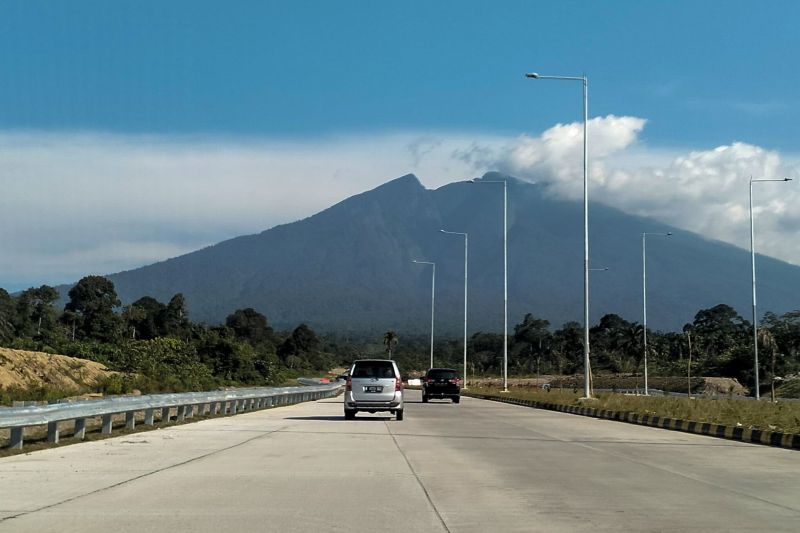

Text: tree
xmin=15 ymin=285 xmax=60 ymax=338
xmin=121 ymin=304 xmax=149 ymax=339
xmin=163 ymin=294 xmax=190 ymax=338
xmin=688 ymin=304 xmax=750 ymax=378
xmin=125 ymin=296 xmax=165 ymax=340
xmin=590 ymin=314 xmax=635 ymax=373
xmin=551 ymin=321 xmax=583 ymax=374
xmin=225 ymin=308 xmax=273 ymax=346
xmin=65 ymin=276 xmax=122 ymax=342
xmin=383 ymin=330 xmax=399 ymax=358
xmin=758 ymin=328 xmax=779 ymax=401
xmin=512 ymin=314 xmax=551 ymax=374
xmin=0 ymin=288 xmax=16 ymax=342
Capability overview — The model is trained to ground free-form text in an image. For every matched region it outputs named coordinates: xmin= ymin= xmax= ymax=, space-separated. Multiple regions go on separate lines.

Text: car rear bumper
xmin=424 ymin=392 xmax=460 ymax=398
xmin=423 ymin=386 xmax=460 ymax=398
xmin=344 ymin=392 xmax=403 ymax=411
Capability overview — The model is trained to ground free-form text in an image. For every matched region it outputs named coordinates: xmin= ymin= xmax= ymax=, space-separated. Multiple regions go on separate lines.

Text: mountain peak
xmin=384 ymin=173 xmax=423 ymax=188
xmin=361 ymin=173 xmax=426 ymax=198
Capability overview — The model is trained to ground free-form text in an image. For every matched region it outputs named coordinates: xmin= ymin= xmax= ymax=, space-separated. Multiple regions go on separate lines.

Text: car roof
xmin=352 ymin=359 xmax=396 ymax=363
xmin=427 ymin=367 xmax=457 ymax=372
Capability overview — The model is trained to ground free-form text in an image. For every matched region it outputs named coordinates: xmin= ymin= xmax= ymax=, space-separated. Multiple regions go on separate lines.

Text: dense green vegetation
xmin=385 ymin=305 xmax=800 ymax=397
xmin=0 ymin=277 xmax=338 ymax=396
xmin=1 ymin=276 xmax=799 ymax=399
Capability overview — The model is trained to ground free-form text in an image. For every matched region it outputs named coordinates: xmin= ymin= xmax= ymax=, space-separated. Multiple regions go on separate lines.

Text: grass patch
xmin=468 ymin=386 xmax=800 ymax=435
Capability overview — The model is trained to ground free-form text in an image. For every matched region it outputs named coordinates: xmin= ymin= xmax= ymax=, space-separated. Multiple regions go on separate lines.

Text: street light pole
xmin=642 ymin=232 xmax=671 ymax=395
xmin=749 ymin=176 xmax=792 ymax=400
xmin=441 ymin=230 xmax=469 ymax=388
xmin=412 ymin=260 xmax=436 ymax=368
xmin=470 ymin=178 xmax=508 ymax=392
xmin=526 ymin=71 xmax=591 ymax=398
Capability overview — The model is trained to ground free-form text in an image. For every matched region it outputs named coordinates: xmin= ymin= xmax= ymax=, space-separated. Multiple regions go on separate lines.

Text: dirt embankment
xmin=0 ymin=348 xmax=116 ymax=392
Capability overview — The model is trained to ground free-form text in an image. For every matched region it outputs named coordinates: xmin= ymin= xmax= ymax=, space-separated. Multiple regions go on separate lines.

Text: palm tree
xmin=383 ymin=330 xmax=399 ymax=358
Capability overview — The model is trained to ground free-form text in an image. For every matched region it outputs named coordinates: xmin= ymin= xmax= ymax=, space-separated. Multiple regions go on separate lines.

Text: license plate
xmin=365 ymin=386 xmax=383 ymax=393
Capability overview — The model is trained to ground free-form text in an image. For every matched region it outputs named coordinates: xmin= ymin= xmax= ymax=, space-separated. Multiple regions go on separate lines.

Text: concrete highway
xmin=1 ymin=390 xmax=799 ymax=532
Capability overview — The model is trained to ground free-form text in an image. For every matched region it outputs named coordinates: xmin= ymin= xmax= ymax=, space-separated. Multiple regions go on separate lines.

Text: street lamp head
xmin=666 ymin=232 xmax=673 ymax=236
xmin=525 ymin=72 xmax=540 ymax=79
xmin=785 ymin=178 xmax=793 ymax=181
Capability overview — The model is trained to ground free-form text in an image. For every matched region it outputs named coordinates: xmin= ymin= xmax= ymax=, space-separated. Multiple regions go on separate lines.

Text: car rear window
xmin=352 ymin=361 xmax=396 ymax=379
xmin=427 ymin=369 xmax=457 ymax=379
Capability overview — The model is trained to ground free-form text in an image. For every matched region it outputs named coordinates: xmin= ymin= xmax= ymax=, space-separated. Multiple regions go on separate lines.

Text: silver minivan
xmin=344 ymin=359 xmax=404 ymax=420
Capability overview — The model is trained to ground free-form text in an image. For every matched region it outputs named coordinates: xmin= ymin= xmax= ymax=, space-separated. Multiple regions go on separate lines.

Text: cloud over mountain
xmin=0 ymin=120 xmax=798 ymax=290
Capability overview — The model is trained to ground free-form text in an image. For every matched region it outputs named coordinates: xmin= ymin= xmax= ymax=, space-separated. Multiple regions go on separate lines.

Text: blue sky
xmin=1 ymin=1 xmax=799 ymax=293
xmin=1 ymin=1 xmax=798 ymax=149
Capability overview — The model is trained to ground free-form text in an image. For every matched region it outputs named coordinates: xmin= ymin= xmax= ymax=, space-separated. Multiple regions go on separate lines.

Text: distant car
xmin=344 ymin=359 xmax=404 ymax=420
xmin=422 ymin=368 xmax=461 ymax=403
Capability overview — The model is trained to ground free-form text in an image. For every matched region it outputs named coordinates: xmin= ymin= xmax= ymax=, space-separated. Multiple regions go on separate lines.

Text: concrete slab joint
xmin=464 ymin=392 xmax=800 ymax=451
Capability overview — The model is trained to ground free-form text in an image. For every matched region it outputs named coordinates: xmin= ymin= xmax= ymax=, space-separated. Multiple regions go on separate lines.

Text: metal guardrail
xmin=0 ymin=381 xmax=343 ymax=451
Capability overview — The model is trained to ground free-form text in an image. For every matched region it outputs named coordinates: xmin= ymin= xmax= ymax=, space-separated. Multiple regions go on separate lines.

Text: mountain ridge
xmin=58 ymin=172 xmax=800 ymax=335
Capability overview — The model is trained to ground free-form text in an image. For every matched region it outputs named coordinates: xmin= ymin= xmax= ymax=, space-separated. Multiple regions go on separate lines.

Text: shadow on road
xmin=284 ymin=415 xmax=394 ymax=421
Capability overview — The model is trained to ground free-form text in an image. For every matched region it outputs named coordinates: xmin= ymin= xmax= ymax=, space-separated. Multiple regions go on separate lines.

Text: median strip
xmin=464 ymin=391 xmax=800 ymax=451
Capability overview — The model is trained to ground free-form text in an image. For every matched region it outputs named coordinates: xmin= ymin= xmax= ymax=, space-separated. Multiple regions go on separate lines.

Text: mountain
xmin=98 ymin=172 xmax=800 ymax=335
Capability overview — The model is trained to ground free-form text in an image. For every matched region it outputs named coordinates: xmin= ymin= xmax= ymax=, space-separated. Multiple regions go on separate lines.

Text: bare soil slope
xmin=0 ymin=348 xmax=115 ymax=391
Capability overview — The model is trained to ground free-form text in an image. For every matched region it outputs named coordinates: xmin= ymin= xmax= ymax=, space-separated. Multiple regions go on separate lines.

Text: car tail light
xmin=346 ymin=376 xmax=352 ymax=392
xmin=395 ymin=377 xmax=403 ymax=391
xmin=449 ymin=378 xmax=460 ymax=384
xmin=425 ymin=378 xmax=434 ymax=384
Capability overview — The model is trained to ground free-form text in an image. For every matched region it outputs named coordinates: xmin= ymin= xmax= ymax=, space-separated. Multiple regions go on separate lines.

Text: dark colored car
xmin=422 ymin=368 xmax=461 ymax=403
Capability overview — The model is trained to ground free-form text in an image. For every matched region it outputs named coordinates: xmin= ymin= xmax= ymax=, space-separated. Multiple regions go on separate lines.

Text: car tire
xmin=453 ymin=396 xmax=460 ymax=404
xmin=422 ymin=395 xmax=428 ymax=403
xmin=396 ymin=409 xmax=404 ymax=421
xmin=344 ymin=410 xmax=356 ymax=420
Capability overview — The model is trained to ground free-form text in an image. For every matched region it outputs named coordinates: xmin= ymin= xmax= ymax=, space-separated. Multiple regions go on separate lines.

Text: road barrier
xmin=0 ymin=381 xmax=343 ymax=451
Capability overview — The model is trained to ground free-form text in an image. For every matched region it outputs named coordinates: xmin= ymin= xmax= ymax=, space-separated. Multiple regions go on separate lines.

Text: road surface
xmin=1 ymin=390 xmax=799 ymax=532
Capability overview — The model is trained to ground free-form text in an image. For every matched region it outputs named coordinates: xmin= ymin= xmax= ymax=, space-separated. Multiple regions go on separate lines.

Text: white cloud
xmin=0 ymin=130 xmax=504 ymax=289
xmin=484 ymin=117 xmax=800 ymax=264
xmin=0 ymin=123 xmax=798 ymax=290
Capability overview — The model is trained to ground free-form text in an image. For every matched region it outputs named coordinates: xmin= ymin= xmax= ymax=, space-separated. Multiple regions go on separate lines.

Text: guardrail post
xmin=74 ymin=418 xmax=86 ymax=440
xmin=216 ymin=401 xmax=224 ymax=415
xmin=145 ymin=409 xmax=155 ymax=425
xmin=47 ymin=421 xmax=60 ymax=444
xmin=177 ymin=405 xmax=186 ymax=422
xmin=230 ymin=401 xmax=237 ymax=415
xmin=102 ymin=414 xmax=113 ymax=434
xmin=186 ymin=405 xmax=195 ymax=419
xmin=161 ymin=407 xmax=171 ymax=423
xmin=201 ymin=403 xmax=209 ymax=415
xmin=125 ymin=411 xmax=136 ymax=430
xmin=10 ymin=427 xmax=24 ymax=450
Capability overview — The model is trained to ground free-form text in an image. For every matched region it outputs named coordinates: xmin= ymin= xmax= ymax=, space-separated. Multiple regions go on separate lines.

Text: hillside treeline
xmin=389 ymin=305 xmax=800 ymax=393
xmin=0 ymin=276 xmax=337 ymax=394
xmin=1 ymin=276 xmax=799 ymax=396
